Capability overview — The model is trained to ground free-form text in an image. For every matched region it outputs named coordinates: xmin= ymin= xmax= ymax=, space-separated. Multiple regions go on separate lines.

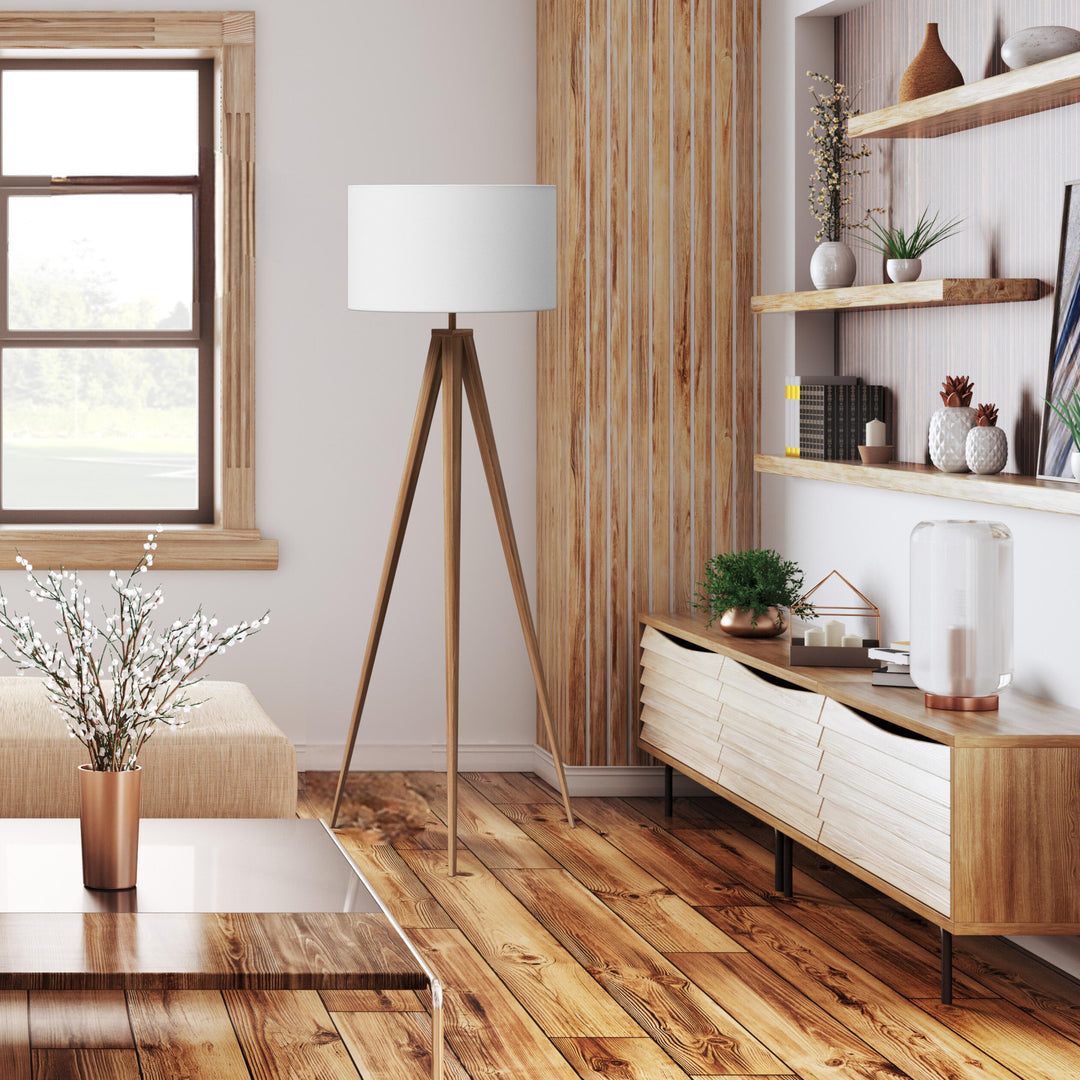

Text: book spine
xmin=800 ymin=384 xmax=824 ymax=460
xmin=845 ymin=384 xmax=858 ymax=459
xmin=857 ymin=383 xmax=870 ymax=449
xmin=823 ymin=384 xmax=837 ymax=460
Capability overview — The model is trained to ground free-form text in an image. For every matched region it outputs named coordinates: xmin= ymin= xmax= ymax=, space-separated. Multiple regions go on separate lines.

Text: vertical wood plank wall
xmin=537 ymin=0 xmax=760 ymax=767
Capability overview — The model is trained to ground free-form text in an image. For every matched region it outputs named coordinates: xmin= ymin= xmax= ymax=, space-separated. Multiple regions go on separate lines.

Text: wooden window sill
xmin=0 ymin=527 xmax=277 ymax=570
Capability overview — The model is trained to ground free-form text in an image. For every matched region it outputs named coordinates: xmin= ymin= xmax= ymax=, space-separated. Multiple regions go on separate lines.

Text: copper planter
xmin=717 ymin=607 xmax=787 ymax=638
xmin=79 ymin=764 xmax=142 ymax=890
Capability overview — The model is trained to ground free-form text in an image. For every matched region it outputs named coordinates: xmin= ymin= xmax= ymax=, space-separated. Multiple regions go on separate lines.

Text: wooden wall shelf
xmin=847 ymin=52 xmax=1080 ymax=139
xmin=755 ymin=454 xmax=1080 ymax=515
xmin=750 ymin=278 xmax=1041 ymax=314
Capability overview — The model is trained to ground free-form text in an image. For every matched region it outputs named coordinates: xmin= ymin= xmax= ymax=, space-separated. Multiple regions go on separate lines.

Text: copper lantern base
xmin=78 ymin=764 xmax=142 ymax=890
xmin=924 ymin=692 xmax=999 ymax=712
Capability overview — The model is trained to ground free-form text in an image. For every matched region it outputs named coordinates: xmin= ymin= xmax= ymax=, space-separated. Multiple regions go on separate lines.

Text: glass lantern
xmin=909 ymin=520 xmax=1013 ymax=711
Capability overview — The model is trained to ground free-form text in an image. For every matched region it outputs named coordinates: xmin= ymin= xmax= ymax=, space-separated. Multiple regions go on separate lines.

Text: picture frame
xmin=1038 ymin=179 xmax=1080 ymax=482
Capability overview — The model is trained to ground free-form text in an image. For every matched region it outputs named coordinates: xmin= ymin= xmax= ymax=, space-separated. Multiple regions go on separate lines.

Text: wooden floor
xmin=5 ymin=771 xmax=1080 ymax=1079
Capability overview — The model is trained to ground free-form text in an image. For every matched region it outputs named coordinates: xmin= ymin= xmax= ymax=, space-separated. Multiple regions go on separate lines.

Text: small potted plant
xmin=861 ymin=206 xmax=963 ymax=282
xmin=692 ymin=548 xmax=814 ymax=638
xmin=1046 ymin=390 xmax=1080 ymax=480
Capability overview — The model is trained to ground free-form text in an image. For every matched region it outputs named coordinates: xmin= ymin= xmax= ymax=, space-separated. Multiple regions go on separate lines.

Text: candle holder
xmin=790 ymin=570 xmax=881 ymax=667
xmin=858 ymin=444 xmax=894 ymax=464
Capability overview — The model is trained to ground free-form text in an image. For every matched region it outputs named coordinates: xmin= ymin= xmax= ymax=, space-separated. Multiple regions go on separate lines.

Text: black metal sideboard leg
xmin=941 ymin=928 xmax=953 ymax=1005
xmin=782 ymin=833 xmax=794 ymax=898
xmin=664 ymin=764 xmax=673 ymax=817
xmin=773 ymin=829 xmax=784 ymax=891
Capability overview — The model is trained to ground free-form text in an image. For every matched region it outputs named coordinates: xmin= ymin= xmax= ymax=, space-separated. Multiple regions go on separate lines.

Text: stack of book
xmin=867 ymin=644 xmax=914 ymax=687
xmin=786 ymin=377 xmax=889 ymax=461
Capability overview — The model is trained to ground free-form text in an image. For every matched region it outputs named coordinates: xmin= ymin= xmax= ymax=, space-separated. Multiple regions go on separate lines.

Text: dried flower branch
xmin=0 ymin=531 xmax=269 ymax=771
xmin=807 ymin=71 xmax=881 ymax=242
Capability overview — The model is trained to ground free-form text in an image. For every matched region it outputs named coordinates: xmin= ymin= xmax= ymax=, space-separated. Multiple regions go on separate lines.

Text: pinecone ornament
xmin=929 ymin=375 xmax=977 ymax=472
xmin=965 ymin=403 xmax=1008 ymax=475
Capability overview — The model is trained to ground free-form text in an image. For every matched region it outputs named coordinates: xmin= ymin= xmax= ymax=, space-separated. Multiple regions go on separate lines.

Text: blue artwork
xmin=1040 ymin=182 xmax=1080 ymax=480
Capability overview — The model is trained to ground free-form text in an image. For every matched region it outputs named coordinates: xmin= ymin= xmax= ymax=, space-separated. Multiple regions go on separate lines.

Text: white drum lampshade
xmin=347 ymin=184 xmax=556 ymax=314
xmin=909 ymin=520 xmax=1014 ymax=710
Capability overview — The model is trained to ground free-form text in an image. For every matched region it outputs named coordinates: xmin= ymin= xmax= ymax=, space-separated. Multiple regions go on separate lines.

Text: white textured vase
xmin=1001 ymin=26 xmax=1080 ymax=69
xmin=929 ymin=405 xmax=976 ymax=472
xmin=965 ymin=425 xmax=1008 ymax=475
xmin=886 ymin=258 xmax=922 ymax=283
xmin=810 ymin=241 xmax=856 ymax=290
xmin=1071 ymin=450 xmax=1080 ymax=480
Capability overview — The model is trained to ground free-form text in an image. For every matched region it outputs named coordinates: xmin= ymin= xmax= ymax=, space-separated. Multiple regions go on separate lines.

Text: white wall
xmin=0 ymin=0 xmax=542 ymax=770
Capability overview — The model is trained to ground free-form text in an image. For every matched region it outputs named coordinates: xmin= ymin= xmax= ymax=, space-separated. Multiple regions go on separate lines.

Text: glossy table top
xmin=0 ymin=817 xmax=383 ymax=915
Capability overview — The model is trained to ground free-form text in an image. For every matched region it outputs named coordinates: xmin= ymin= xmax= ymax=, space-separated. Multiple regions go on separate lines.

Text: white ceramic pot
xmin=1071 ymin=449 xmax=1080 ymax=480
xmin=929 ymin=405 xmax=976 ymax=472
xmin=886 ymin=258 xmax=922 ymax=283
xmin=810 ymin=241 xmax=856 ymax=290
xmin=965 ymin=425 xmax=1008 ymax=475
xmin=1001 ymin=26 xmax=1080 ymax=69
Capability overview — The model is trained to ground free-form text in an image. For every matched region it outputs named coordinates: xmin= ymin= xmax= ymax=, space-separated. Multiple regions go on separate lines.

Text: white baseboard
xmin=298 ymin=741 xmax=712 ymax=798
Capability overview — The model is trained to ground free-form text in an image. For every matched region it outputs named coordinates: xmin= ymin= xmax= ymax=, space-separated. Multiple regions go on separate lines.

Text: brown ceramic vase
xmin=79 ymin=764 xmax=142 ymax=890
xmin=898 ymin=23 xmax=963 ymax=103
xmin=717 ymin=607 xmax=787 ymax=638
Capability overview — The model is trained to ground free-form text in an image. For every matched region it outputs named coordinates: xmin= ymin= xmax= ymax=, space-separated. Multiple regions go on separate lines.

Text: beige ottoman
xmin=0 ymin=679 xmax=297 ymax=818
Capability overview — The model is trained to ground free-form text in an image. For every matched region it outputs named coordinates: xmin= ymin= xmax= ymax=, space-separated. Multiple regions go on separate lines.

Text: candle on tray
xmin=803 ymin=625 xmax=826 ymax=647
xmin=824 ymin=619 xmax=845 ymax=647
xmin=865 ymin=418 xmax=886 ymax=447
xmin=841 ymin=633 xmax=862 ymax=647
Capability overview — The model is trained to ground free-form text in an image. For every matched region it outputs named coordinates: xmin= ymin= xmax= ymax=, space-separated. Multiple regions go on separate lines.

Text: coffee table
xmin=0 ymin=818 xmax=444 ymax=1078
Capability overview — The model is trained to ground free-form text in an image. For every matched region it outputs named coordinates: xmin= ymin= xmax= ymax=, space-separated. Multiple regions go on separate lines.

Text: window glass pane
xmin=3 ymin=69 xmax=199 ymax=176
xmin=2 ymin=348 xmax=198 ymax=510
xmin=9 ymin=194 xmax=193 ymax=331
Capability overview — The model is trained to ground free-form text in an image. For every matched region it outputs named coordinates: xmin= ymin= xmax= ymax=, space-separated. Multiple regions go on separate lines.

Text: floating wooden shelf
xmin=847 ymin=51 xmax=1080 ymax=139
xmin=754 ymin=454 xmax=1080 ymax=516
xmin=751 ymin=278 xmax=1041 ymax=314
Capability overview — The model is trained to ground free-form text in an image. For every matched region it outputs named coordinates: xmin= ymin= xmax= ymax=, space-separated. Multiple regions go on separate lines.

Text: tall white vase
xmin=810 ymin=241 xmax=856 ymax=290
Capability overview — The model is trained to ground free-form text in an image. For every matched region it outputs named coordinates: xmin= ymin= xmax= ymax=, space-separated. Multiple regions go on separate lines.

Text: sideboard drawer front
xmin=641 ymin=668 xmax=723 ymax=722
xmin=720 ymin=744 xmax=824 ymax=817
xmin=820 ymin=821 xmax=951 ymax=917
xmin=820 ymin=698 xmax=950 ymax=780
xmin=720 ymin=701 xmax=825 ymax=765
xmin=719 ymin=720 xmax=824 ymax=791
xmin=641 ymin=625 xmax=725 ymax=680
xmin=819 ymin=770 xmax=950 ymax=837
xmin=718 ymin=657 xmax=826 ymax=722
xmin=819 ymin=726 xmax=950 ymax=808
xmin=639 ymin=700 xmax=722 ymax=757
xmin=641 ymin=647 xmax=724 ymax=700
xmin=640 ymin=684 xmax=722 ymax=737
xmin=719 ymin=765 xmax=824 ymax=841
xmin=641 ymin=718 xmax=722 ymax=782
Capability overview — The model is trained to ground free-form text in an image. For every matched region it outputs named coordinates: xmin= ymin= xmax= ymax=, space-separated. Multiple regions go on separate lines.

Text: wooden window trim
xmin=0 ymin=11 xmax=276 ymax=569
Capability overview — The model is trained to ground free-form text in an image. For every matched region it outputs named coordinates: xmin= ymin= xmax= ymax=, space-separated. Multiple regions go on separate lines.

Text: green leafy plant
xmin=692 ymin=548 xmax=815 ymax=628
xmin=861 ymin=207 xmax=963 ymax=260
xmin=1047 ymin=390 xmax=1080 ymax=447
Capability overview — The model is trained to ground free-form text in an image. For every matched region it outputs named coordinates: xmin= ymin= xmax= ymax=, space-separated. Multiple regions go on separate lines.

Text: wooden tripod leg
xmin=331 ymin=337 xmax=443 ymax=828
xmin=461 ymin=335 xmax=575 ymax=828
xmin=442 ymin=336 xmax=464 ymax=876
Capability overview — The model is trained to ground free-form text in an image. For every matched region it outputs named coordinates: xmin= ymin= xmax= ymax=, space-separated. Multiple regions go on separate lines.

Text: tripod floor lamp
xmin=332 ymin=184 xmax=575 ymax=874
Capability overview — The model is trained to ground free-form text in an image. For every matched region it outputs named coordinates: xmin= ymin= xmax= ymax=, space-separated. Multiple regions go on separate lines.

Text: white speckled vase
xmin=1001 ymin=25 xmax=1080 ymax=69
xmin=810 ymin=241 xmax=856 ymax=290
xmin=965 ymin=425 xmax=1008 ymax=474
xmin=929 ymin=405 xmax=976 ymax=472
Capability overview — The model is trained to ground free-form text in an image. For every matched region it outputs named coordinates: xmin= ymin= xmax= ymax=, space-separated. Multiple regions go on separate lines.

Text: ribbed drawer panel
xmin=640 ymin=668 xmax=723 ymax=722
xmin=640 ymin=686 xmax=722 ymax=739
xmin=820 ymin=698 xmax=950 ymax=780
xmin=720 ymin=745 xmax=824 ymax=817
xmin=720 ymin=703 xmax=824 ymax=772
xmin=717 ymin=657 xmax=826 ymax=721
xmin=641 ymin=720 xmax=722 ymax=782
xmin=641 ymin=625 xmax=725 ymax=679
xmin=641 ymin=648 xmax=724 ymax=700
xmin=719 ymin=766 xmax=824 ymax=841
xmin=820 ymin=726 xmax=950 ymax=807
xmin=639 ymin=704 xmax=721 ymax=762
xmin=719 ymin=720 xmax=824 ymax=791
xmin=819 ymin=770 xmax=950 ymax=836
xmin=821 ymin=821 xmax=951 ymax=916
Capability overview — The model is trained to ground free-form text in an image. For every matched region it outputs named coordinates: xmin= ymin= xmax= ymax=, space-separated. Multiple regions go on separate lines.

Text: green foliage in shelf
xmin=692 ymin=548 xmax=816 ymax=628
xmin=861 ymin=207 xmax=963 ymax=260
xmin=1047 ymin=390 xmax=1080 ymax=448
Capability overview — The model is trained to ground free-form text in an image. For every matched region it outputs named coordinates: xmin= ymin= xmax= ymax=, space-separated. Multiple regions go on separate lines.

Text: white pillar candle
xmin=803 ymin=626 xmax=826 ymax=647
xmin=841 ymin=633 xmax=862 ymax=647
xmin=824 ymin=619 xmax=845 ymax=647
xmin=865 ymin=418 xmax=886 ymax=447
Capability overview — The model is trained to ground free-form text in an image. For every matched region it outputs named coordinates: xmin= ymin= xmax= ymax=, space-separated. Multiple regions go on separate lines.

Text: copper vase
xmin=79 ymin=764 xmax=142 ymax=890
xmin=717 ymin=607 xmax=787 ymax=638
xmin=898 ymin=23 xmax=963 ymax=103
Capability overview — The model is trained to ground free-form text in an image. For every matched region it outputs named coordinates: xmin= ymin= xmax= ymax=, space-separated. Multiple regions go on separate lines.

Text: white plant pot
xmin=965 ymin=425 xmax=1008 ymax=475
xmin=929 ymin=405 xmax=976 ymax=472
xmin=886 ymin=258 xmax=922 ymax=283
xmin=810 ymin=241 xmax=856 ymax=290
xmin=1001 ymin=26 xmax=1080 ymax=69
xmin=1071 ymin=449 xmax=1080 ymax=481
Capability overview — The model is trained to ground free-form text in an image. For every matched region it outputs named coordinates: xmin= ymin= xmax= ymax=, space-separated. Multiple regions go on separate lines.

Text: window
xmin=0 ymin=12 xmax=275 ymax=568
xmin=0 ymin=60 xmax=213 ymax=523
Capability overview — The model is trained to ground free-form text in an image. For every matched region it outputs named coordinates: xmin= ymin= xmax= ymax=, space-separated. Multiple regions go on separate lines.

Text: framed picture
xmin=1038 ymin=180 xmax=1080 ymax=481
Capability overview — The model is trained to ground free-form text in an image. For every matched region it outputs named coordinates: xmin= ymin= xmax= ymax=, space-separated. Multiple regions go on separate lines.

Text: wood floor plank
xmin=552 ymin=1035 xmax=691 ymax=1079
xmin=222 ymin=989 xmax=360 ymax=1080
xmin=319 ymin=990 xmax=424 ymax=1013
xmin=402 ymin=847 xmax=643 ymax=1038
xmin=408 ymin=928 xmax=580 ymax=1079
xmin=917 ymin=996 xmax=1080 ymax=1080
xmin=705 ymin=905 xmax=1024 ymax=1080
xmin=669 ymin=952 xmax=905 ymax=1080
xmin=0 ymin=991 xmax=30 ymax=1080
xmin=332 ymin=1010 xmax=470 ymax=1080
xmin=463 ymin=771 xmax=557 ymax=804
xmin=406 ymin=772 xmax=561 ymax=868
xmin=28 ymin=992 xmax=133 ymax=1049
xmin=32 ymin=1049 xmax=140 ymax=1080
xmin=570 ymin=797 xmax=767 ymax=906
xmin=495 ymin=867 xmax=785 ymax=1075
xmin=624 ymin=795 xmax=747 ymax=830
xmin=126 ymin=991 xmax=250 ymax=1080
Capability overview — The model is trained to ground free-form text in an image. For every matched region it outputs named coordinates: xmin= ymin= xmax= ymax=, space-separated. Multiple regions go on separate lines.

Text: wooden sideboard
xmin=637 ymin=611 xmax=1080 ymax=1001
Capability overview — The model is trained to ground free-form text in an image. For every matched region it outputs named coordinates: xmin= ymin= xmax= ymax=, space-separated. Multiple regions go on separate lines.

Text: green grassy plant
xmin=862 ymin=207 xmax=963 ymax=260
